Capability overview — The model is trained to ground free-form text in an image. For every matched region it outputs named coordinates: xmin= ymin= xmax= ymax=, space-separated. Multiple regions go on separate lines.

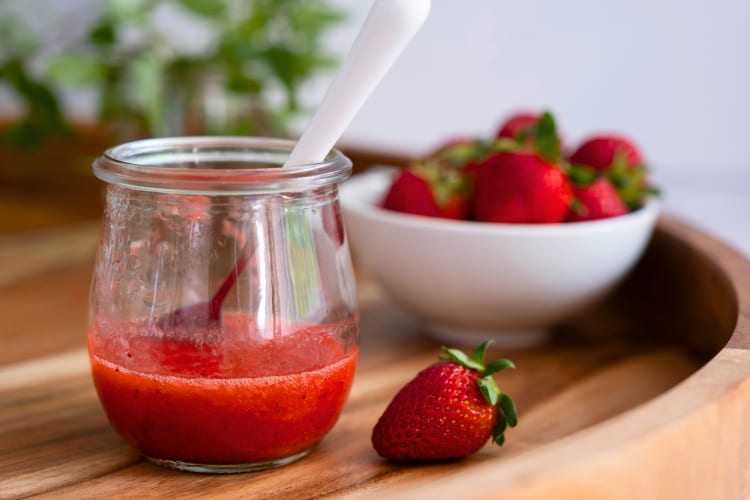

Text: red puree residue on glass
xmin=88 ymin=315 xmax=358 ymax=464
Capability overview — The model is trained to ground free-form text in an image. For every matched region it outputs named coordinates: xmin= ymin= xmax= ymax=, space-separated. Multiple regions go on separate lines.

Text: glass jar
xmin=88 ymin=137 xmax=358 ymax=473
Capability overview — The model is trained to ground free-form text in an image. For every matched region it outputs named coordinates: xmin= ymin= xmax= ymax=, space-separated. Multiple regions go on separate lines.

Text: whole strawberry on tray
xmin=372 ymin=341 xmax=517 ymax=461
xmin=381 ymin=110 xmax=659 ymax=224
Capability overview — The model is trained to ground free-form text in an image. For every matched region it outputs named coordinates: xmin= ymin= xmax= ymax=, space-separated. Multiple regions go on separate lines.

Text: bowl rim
xmin=341 ymin=168 xmax=661 ymax=237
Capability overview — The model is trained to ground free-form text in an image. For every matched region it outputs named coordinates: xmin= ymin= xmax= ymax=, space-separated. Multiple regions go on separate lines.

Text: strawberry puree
xmin=89 ymin=316 xmax=358 ymax=464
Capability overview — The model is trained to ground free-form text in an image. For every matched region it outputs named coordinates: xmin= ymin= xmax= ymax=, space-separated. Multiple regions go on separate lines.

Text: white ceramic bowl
xmin=340 ymin=168 xmax=660 ymax=348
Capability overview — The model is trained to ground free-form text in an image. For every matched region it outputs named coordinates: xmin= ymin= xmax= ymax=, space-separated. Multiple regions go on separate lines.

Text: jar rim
xmin=93 ymin=136 xmax=352 ymax=195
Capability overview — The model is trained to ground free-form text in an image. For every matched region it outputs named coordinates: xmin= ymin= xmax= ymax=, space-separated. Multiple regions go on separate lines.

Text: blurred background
xmin=1 ymin=0 xmax=748 ymax=253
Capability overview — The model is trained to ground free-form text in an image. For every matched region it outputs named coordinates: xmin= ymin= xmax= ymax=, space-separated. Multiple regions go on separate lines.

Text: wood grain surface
xmin=1 ymin=213 xmax=748 ymax=499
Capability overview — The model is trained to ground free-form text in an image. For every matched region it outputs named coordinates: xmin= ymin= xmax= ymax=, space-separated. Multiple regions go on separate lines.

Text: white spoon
xmin=158 ymin=1 xmax=430 ymax=331
xmin=284 ymin=0 xmax=431 ymax=168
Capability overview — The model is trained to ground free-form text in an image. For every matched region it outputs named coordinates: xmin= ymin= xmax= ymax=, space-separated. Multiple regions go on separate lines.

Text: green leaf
xmin=534 ymin=111 xmax=561 ymax=163
xmin=262 ymin=45 xmax=296 ymax=79
xmin=490 ymin=137 xmax=522 ymax=153
xmin=179 ymin=0 xmax=225 ymax=18
xmin=471 ymin=340 xmax=493 ymax=366
xmin=494 ymin=432 xmax=506 ymax=446
xmin=433 ymin=139 xmax=495 ymax=167
xmin=89 ymin=22 xmax=117 ymax=46
xmin=226 ymin=70 xmax=262 ymax=94
xmin=494 ymin=416 xmax=507 ymax=435
xmin=2 ymin=0 xmax=345 ymax=145
xmin=484 ymin=358 xmax=515 ymax=376
xmin=607 ymin=153 xmax=652 ymax=210
xmin=492 ymin=415 xmax=507 ymax=445
xmin=499 ymin=393 xmax=518 ymax=427
xmin=477 ymin=375 xmax=501 ymax=406
xmin=46 ymin=55 xmax=105 ymax=87
xmin=104 ymin=0 xmax=151 ymax=23
xmin=0 ymin=58 xmax=68 ymax=150
xmin=220 ymin=39 xmax=260 ymax=61
xmin=129 ymin=53 xmax=164 ymax=135
xmin=568 ymin=164 xmax=598 ymax=187
xmin=286 ymin=2 xmax=346 ymax=36
xmin=0 ymin=16 xmax=38 ymax=57
xmin=0 ymin=59 xmax=62 ymax=118
xmin=229 ymin=10 xmax=266 ymax=43
xmin=439 ymin=347 xmax=484 ymax=372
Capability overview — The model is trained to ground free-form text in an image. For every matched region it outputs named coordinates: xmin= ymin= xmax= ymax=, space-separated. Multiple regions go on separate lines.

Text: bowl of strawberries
xmin=341 ymin=111 xmax=660 ymax=348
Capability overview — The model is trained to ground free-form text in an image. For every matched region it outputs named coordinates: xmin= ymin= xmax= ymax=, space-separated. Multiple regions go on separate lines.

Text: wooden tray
xmin=1 ymin=213 xmax=748 ymax=499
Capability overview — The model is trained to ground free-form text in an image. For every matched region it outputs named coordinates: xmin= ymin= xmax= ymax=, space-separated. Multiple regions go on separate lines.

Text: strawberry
xmin=432 ymin=191 xmax=470 ymax=220
xmin=495 ymin=111 xmax=564 ymax=162
xmin=381 ymin=170 xmax=442 ymax=218
xmin=372 ymin=341 xmax=517 ymax=461
xmin=495 ymin=112 xmax=538 ymax=143
xmin=569 ymin=135 xmax=656 ymax=211
xmin=382 ymin=166 xmax=471 ymax=220
xmin=569 ymin=134 xmax=643 ymax=171
xmin=472 ymin=151 xmax=572 ymax=223
xmin=568 ymin=177 xmax=628 ymax=222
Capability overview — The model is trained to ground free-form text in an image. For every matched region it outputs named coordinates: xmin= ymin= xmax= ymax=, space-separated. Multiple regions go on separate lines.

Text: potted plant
xmin=0 ymin=0 xmax=345 ymax=188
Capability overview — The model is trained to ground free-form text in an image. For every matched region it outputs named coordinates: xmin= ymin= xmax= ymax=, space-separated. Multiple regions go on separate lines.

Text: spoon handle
xmin=284 ymin=0 xmax=431 ymax=168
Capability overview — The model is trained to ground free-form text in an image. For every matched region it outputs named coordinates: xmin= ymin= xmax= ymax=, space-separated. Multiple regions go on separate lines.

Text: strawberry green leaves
xmin=495 ymin=110 xmax=562 ymax=162
xmin=608 ymin=152 xmax=652 ymax=211
xmin=440 ymin=346 xmax=484 ymax=372
xmin=533 ymin=111 xmax=562 ymax=163
xmin=471 ymin=339 xmax=492 ymax=366
xmin=485 ymin=356 xmax=515 ymax=373
xmin=477 ymin=376 xmax=501 ymax=406
xmin=500 ymin=393 xmax=518 ymax=427
xmin=568 ymin=164 xmax=599 ymax=187
xmin=493 ymin=394 xmax=518 ymax=446
xmin=440 ymin=340 xmax=515 ymax=378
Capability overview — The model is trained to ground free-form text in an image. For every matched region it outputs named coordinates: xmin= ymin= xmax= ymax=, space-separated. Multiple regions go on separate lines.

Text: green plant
xmin=0 ymin=14 xmax=69 ymax=150
xmin=0 ymin=0 xmax=345 ymax=149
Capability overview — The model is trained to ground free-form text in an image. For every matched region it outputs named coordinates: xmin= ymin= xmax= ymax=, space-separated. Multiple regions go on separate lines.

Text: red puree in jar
xmin=88 ymin=315 xmax=358 ymax=464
